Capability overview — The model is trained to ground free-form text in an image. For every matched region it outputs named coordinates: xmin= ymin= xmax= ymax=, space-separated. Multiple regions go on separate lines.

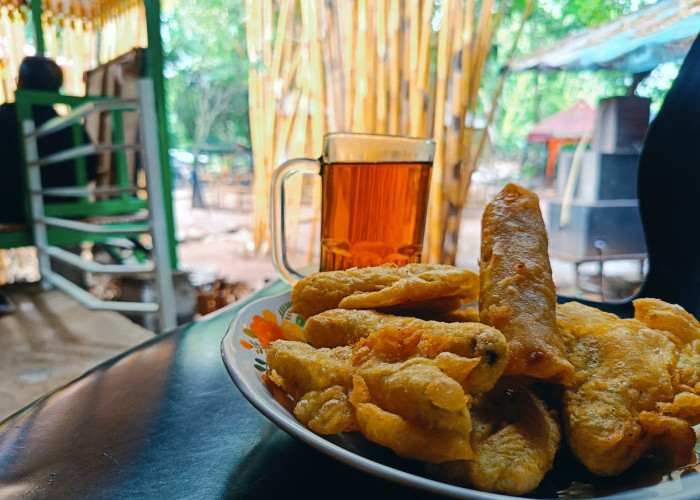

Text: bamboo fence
xmin=247 ymin=0 xmax=534 ymax=264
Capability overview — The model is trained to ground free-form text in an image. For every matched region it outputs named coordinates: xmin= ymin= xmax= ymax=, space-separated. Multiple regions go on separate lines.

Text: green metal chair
xmin=0 ymin=81 xmax=177 ymax=331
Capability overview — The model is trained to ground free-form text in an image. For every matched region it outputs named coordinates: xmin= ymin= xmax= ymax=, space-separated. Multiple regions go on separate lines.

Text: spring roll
xmin=479 ymin=183 xmax=574 ymax=383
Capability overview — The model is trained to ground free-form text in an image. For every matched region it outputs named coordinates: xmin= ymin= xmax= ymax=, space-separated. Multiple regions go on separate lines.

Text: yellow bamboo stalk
xmin=284 ymin=85 xmax=309 ymax=255
xmin=407 ymin=0 xmax=419 ymax=133
xmin=306 ymin=0 xmax=326 ymax=154
xmin=246 ymin=0 xmax=268 ymax=252
xmin=426 ymin=0 xmax=453 ymax=263
xmin=363 ymin=0 xmax=376 ymax=132
xmin=409 ymin=0 xmax=432 ymax=137
xmin=337 ymin=1 xmax=355 ymax=131
xmin=468 ymin=0 xmax=535 ymax=177
xmin=398 ymin=1 xmax=411 ymax=135
xmin=375 ymin=0 xmax=388 ymax=134
xmin=467 ymin=0 xmax=494 ymax=114
xmin=442 ymin=0 xmax=532 ymax=265
xmin=271 ymin=0 xmax=292 ymax=87
xmin=352 ymin=0 xmax=367 ymax=131
xmin=387 ymin=0 xmax=400 ymax=135
xmin=426 ymin=0 xmax=468 ymax=263
xmin=273 ymin=89 xmax=300 ymax=166
xmin=319 ymin=0 xmax=341 ymax=132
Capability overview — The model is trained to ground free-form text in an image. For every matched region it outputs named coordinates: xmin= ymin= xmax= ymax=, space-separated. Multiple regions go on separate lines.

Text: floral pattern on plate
xmin=237 ymin=295 xmax=305 ymax=372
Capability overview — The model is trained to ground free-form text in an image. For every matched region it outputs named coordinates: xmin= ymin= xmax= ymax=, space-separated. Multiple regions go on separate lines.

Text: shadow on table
xmin=224 ymin=421 xmax=435 ymax=499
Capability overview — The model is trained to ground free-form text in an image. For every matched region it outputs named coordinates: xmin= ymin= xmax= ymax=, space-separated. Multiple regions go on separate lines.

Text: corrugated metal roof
xmin=510 ymin=0 xmax=700 ymax=73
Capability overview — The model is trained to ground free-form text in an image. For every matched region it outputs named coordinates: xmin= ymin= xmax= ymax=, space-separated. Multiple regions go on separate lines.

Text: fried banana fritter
xmin=303 ymin=309 xmax=507 ymax=394
xmin=557 ymin=300 xmax=699 ymax=476
xmin=294 ymin=385 xmax=358 ymax=434
xmin=479 ymin=184 xmax=574 ymax=384
xmin=634 ymin=298 xmax=700 ymax=393
xmin=427 ymin=381 xmax=561 ymax=496
xmin=267 ymin=340 xmax=474 ymax=462
xmin=290 ymin=263 xmax=478 ymax=319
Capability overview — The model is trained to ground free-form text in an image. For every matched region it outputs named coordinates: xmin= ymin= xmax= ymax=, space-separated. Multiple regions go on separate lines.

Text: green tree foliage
xmin=161 ymin=0 xmax=250 ymax=151
xmin=485 ymin=0 xmax=673 ymax=153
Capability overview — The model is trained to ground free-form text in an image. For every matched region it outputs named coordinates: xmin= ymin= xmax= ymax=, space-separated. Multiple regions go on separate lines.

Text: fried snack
xmin=303 ymin=309 xmax=507 ymax=394
xmin=657 ymin=392 xmax=700 ymax=424
xmin=557 ymin=301 xmax=697 ymax=476
xmin=427 ymin=381 xmax=561 ymax=495
xmin=479 ymin=184 xmax=574 ymax=383
xmin=293 ymin=386 xmax=358 ymax=434
xmin=634 ymin=298 xmax=700 ymax=392
xmin=353 ymin=402 xmax=472 ymax=463
xmin=634 ymin=297 xmax=700 ymax=345
xmin=267 ymin=340 xmax=474 ymax=462
xmin=290 ymin=263 xmax=478 ymax=319
xmin=266 ymin=341 xmax=354 ymax=399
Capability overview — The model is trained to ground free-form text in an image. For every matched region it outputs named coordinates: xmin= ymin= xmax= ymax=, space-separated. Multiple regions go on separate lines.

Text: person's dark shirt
xmin=0 ymin=102 xmax=97 ymax=224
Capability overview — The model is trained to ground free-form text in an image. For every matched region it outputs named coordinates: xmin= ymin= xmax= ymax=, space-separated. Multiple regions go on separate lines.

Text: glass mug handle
xmin=270 ymin=158 xmax=320 ymax=285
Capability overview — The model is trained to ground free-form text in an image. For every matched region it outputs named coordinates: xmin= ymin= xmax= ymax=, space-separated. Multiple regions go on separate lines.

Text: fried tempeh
xmin=303 ymin=309 xmax=507 ymax=394
xmin=479 ymin=183 xmax=574 ymax=383
xmin=290 ymin=263 xmax=478 ymax=319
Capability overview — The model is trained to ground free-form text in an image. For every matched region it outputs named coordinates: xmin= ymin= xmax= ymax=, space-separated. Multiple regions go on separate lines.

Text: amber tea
xmin=271 ymin=133 xmax=435 ymax=284
xmin=320 ymin=161 xmax=432 ymax=271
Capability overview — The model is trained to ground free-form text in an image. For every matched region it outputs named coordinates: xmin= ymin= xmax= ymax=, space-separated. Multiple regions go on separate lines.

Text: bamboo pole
xmin=364 ymin=0 xmax=377 ymax=131
xmin=409 ymin=0 xmax=433 ymax=137
xmin=387 ymin=0 xmax=400 ymax=135
xmin=406 ymin=0 xmax=419 ymax=134
xmin=440 ymin=0 xmax=534 ymax=265
xmin=319 ymin=0 xmax=341 ymax=132
xmin=245 ymin=0 xmax=266 ymax=252
xmin=426 ymin=0 xmax=453 ymax=263
xmin=375 ymin=0 xmax=388 ymax=134
xmin=352 ymin=0 xmax=367 ymax=131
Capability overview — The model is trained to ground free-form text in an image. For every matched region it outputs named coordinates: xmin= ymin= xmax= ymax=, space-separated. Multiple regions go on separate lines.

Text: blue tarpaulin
xmin=509 ymin=0 xmax=700 ymax=73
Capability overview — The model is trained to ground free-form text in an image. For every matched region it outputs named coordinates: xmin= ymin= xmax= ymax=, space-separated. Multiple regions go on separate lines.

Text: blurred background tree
xmin=481 ymin=0 xmax=678 ymax=153
xmin=161 ymin=0 xmax=250 ymax=152
xmin=159 ymin=0 xmax=679 ymax=178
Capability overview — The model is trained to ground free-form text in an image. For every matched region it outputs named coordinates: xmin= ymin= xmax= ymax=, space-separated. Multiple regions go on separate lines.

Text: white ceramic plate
xmin=221 ymin=291 xmax=700 ymax=500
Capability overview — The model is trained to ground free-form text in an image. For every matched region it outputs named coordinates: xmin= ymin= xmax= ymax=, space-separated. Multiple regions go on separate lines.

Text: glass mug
xmin=271 ymin=133 xmax=435 ymax=284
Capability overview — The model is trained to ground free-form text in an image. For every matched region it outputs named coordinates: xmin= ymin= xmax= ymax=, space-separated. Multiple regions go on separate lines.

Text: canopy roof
xmin=527 ymin=100 xmax=595 ymax=143
xmin=510 ymin=0 xmax=700 ymax=73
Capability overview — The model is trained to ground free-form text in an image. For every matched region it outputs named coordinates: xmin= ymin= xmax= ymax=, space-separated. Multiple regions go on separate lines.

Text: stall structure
xmin=508 ymin=0 xmax=699 ymax=297
xmin=524 ymin=100 xmax=595 ymax=185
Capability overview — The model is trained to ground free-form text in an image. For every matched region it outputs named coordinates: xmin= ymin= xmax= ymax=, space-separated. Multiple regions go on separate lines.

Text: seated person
xmin=0 ymin=56 xmax=97 ymax=225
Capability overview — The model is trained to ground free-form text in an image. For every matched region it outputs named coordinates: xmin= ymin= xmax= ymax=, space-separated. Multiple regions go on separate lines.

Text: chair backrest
xmin=0 ymin=90 xmax=148 ymax=249
xmin=635 ymin=33 xmax=700 ymax=318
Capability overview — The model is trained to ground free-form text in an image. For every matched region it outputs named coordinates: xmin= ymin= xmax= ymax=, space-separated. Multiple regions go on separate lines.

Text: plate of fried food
xmin=222 ymin=183 xmax=700 ymax=499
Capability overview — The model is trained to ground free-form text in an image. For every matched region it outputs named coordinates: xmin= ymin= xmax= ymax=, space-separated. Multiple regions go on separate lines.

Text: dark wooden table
xmin=0 ymin=280 xmax=440 ymax=500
